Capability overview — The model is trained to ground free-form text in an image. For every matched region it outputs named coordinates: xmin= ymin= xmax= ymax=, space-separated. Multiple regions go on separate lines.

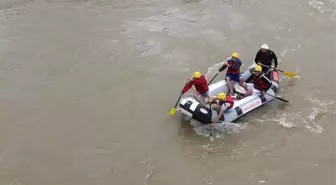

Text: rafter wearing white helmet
xmin=254 ymin=44 xmax=278 ymax=73
xmin=261 ymin=44 xmax=269 ymax=50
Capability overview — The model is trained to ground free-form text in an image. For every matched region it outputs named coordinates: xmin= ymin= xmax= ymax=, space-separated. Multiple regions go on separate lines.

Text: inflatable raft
xmin=178 ymin=64 xmax=280 ymax=124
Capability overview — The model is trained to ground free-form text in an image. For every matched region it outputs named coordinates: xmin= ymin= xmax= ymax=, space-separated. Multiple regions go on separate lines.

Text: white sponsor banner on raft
xmin=242 ymin=99 xmax=262 ymax=114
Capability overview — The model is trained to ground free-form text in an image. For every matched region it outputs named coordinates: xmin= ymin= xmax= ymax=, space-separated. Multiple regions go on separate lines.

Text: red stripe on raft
xmin=273 ymin=71 xmax=279 ymax=82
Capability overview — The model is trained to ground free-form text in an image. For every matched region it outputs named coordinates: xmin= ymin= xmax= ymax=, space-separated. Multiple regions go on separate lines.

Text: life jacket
xmin=253 ymin=73 xmax=269 ymax=91
xmin=226 ymin=58 xmax=241 ymax=75
xmin=218 ymin=95 xmax=234 ymax=110
xmin=192 ymin=75 xmax=209 ymax=93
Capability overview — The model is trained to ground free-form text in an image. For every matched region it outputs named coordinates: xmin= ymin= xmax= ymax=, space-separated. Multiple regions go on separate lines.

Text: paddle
xmin=208 ymin=64 xmax=227 ymax=85
xmin=265 ymin=92 xmax=290 ymax=103
xmin=209 ymin=102 xmax=214 ymax=138
xmin=208 ymin=73 xmax=219 ymax=85
xmin=169 ymin=80 xmax=190 ymax=116
xmin=259 ymin=64 xmax=296 ymax=78
xmin=207 ymin=64 xmax=228 ymax=137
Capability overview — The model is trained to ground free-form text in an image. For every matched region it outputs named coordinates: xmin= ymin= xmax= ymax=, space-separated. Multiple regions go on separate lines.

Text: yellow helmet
xmin=255 ymin=65 xmax=262 ymax=72
xmin=217 ymin=92 xmax=227 ymax=101
xmin=232 ymin=52 xmax=239 ymax=58
xmin=192 ymin=71 xmax=202 ymax=79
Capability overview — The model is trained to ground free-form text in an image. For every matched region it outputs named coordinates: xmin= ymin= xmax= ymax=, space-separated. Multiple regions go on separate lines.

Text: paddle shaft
xmin=265 ymin=92 xmax=289 ymax=103
xmin=259 ymin=63 xmax=285 ymax=73
xmin=209 ymin=102 xmax=213 ymax=136
xmin=207 ymin=63 xmax=228 ymax=135
xmin=208 ymin=73 xmax=218 ymax=85
xmin=208 ymin=63 xmax=227 ymax=85
xmin=173 ymin=81 xmax=190 ymax=108
xmin=173 ymin=94 xmax=183 ymax=108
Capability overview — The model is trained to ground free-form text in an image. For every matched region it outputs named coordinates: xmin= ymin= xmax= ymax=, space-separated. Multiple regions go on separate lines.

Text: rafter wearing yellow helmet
xmin=209 ymin=92 xmax=235 ymax=125
xmin=231 ymin=52 xmax=239 ymax=59
xmin=218 ymin=52 xmax=245 ymax=95
xmin=243 ymin=65 xmax=272 ymax=97
xmin=180 ymin=71 xmax=212 ymax=105
xmin=255 ymin=65 xmax=262 ymax=72
xmin=192 ymin=71 xmax=202 ymax=79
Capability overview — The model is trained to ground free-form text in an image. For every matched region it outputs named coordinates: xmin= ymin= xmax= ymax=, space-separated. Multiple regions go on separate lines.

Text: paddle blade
xmin=169 ymin=107 xmax=176 ymax=116
xmin=284 ymin=71 xmax=296 ymax=78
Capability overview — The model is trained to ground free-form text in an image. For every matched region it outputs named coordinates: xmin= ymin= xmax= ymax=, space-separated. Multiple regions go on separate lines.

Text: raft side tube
xmin=179 ymin=97 xmax=219 ymax=123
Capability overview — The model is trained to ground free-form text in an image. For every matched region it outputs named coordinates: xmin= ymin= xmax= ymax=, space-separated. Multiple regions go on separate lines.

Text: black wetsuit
xmin=254 ymin=49 xmax=278 ymax=73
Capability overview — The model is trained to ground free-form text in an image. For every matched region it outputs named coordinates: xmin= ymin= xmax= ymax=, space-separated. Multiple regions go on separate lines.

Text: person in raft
xmin=241 ymin=65 xmax=272 ymax=96
xmin=209 ymin=92 xmax=234 ymax=124
xmin=254 ymin=44 xmax=278 ymax=74
xmin=218 ymin=52 xmax=246 ymax=95
xmin=181 ymin=71 xmax=212 ymax=104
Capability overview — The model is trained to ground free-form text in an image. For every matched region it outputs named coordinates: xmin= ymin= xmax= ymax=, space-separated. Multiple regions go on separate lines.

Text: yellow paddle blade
xmin=169 ymin=108 xmax=176 ymax=116
xmin=284 ymin=71 xmax=296 ymax=78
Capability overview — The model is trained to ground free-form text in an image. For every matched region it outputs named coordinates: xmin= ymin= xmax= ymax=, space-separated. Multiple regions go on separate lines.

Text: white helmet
xmin=261 ymin=44 xmax=269 ymax=50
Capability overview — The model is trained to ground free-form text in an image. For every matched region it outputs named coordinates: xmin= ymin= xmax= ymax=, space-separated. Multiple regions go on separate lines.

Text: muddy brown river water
xmin=0 ymin=0 xmax=335 ymax=185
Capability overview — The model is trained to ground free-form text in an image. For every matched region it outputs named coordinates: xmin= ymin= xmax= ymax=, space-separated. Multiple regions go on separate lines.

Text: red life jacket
xmin=219 ymin=95 xmax=234 ymax=110
xmin=253 ymin=74 xmax=269 ymax=91
xmin=192 ymin=75 xmax=209 ymax=93
xmin=226 ymin=58 xmax=241 ymax=75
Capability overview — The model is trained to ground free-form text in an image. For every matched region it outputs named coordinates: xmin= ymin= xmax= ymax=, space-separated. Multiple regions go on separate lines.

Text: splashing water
xmin=293 ymin=65 xmax=301 ymax=79
xmin=270 ymin=115 xmax=297 ymax=128
xmin=204 ymin=60 xmax=226 ymax=78
xmin=303 ymin=97 xmax=335 ymax=133
xmin=272 ymin=97 xmax=335 ymax=133
xmin=190 ymin=120 xmax=247 ymax=138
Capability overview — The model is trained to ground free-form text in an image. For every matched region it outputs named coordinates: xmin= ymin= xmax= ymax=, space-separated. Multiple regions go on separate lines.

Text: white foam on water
xmin=190 ymin=120 xmax=247 ymax=138
xmin=293 ymin=65 xmax=301 ymax=79
xmin=271 ymin=116 xmax=296 ymax=128
xmin=303 ymin=108 xmax=324 ymax=133
xmin=201 ymin=143 xmax=215 ymax=151
xmin=306 ymin=124 xmax=324 ymax=133
xmin=299 ymin=97 xmax=335 ymax=133
xmin=280 ymin=46 xmax=288 ymax=57
xmin=143 ymin=167 xmax=155 ymax=185
xmin=309 ymin=1 xmax=325 ymax=13
xmin=264 ymin=94 xmax=334 ymax=134
xmin=280 ymin=44 xmax=303 ymax=58
xmin=204 ymin=60 xmax=226 ymax=77
xmin=308 ymin=0 xmax=336 ymax=20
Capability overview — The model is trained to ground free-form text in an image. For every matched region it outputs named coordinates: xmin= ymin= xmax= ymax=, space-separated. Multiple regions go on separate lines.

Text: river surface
xmin=0 ymin=0 xmax=335 ymax=185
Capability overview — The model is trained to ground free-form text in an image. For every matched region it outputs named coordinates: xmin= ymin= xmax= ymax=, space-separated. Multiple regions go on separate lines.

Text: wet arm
xmin=181 ymin=81 xmax=193 ymax=94
xmin=271 ymin=51 xmax=278 ymax=68
xmin=254 ymin=51 xmax=261 ymax=64
xmin=214 ymin=109 xmax=225 ymax=123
